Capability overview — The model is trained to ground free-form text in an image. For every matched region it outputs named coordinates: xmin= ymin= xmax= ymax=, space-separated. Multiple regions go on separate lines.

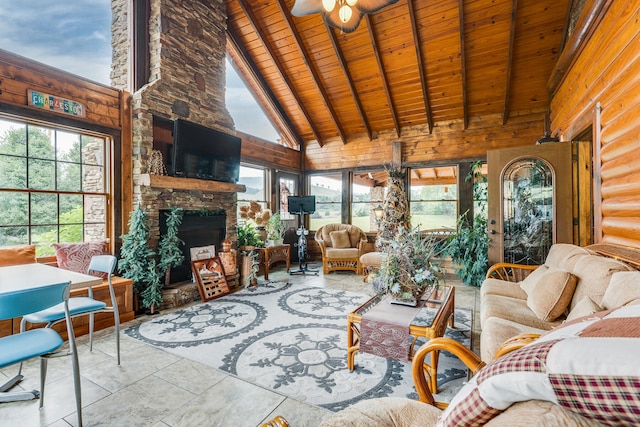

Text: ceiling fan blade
xmin=291 ymin=0 xmax=326 ymax=16
xmin=355 ymin=0 xmax=400 ymax=14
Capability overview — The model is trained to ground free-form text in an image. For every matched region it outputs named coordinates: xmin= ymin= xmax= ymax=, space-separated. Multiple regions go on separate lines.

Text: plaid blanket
xmin=438 ymin=304 xmax=640 ymax=426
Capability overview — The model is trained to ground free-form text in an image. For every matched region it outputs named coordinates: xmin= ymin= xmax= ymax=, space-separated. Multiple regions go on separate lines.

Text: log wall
xmin=550 ymin=0 xmax=640 ymax=248
xmin=238 ymin=131 xmax=301 ymax=172
xmin=304 ymin=110 xmax=546 ymax=170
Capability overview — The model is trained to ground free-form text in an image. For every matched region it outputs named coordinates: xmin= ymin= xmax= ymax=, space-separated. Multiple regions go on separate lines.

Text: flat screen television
xmin=172 ymin=119 xmax=241 ymax=183
xmin=288 ymin=195 xmax=316 ymax=214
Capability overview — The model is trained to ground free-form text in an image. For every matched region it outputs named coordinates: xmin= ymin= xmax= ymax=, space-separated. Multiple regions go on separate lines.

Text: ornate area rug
xmin=125 ymin=282 xmax=472 ymax=412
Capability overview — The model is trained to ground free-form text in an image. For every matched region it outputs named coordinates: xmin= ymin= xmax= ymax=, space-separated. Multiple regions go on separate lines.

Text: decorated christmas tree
xmin=376 ymin=162 xmax=411 ymax=251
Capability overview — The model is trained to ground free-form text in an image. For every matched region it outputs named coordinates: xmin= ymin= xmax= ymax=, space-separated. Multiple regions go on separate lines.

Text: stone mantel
xmin=137 ymin=174 xmax=246 ymax=193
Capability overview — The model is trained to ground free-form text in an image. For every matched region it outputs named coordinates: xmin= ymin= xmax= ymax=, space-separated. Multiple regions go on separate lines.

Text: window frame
xmin=0 ymin=115 xmax=115 ymax=257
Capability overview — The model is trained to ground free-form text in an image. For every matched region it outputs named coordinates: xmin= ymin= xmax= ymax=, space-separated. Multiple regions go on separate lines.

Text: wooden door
xmin=487 ymin=142 xmax=573 ymax=266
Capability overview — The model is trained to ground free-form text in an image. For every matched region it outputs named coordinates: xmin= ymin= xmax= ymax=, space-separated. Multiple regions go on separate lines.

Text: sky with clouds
xmin=0 ymin=0 xmax=280 ymax=142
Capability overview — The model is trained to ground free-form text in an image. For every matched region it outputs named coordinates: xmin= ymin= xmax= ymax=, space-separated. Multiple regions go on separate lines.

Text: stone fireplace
xmin=111 ymin=0 xmax=240 ymax=275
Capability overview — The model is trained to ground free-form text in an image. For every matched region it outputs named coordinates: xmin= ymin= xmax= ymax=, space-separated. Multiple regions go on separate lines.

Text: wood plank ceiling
xmin=225 ymin=0 xmax=571 ymax=149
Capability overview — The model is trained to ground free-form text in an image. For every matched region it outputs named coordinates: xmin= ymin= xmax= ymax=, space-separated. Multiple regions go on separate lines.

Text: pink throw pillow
xmin=54 ymin=240 xmax=109 ymax=275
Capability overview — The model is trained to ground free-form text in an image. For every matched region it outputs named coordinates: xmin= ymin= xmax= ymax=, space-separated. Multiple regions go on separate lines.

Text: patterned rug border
xmin=125 ymin=281 xmax=473 ymax=411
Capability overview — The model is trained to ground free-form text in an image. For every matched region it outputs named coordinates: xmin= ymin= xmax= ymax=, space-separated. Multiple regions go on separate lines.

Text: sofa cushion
xmin=518 ymin=264 xmax=550 ymax=295
xmin=481 ymin=278 xmax=527 ymax=300
xmin=525 ymin=269 xmax=578 ymax=321
xmin=544 ymin=244 xmax=591 ymax=270
xmin=53 ymin=240 xmax=109 ymax=274
xmin=329 ymin=229 xmax=351 ymax=249
xmin=481 ymin=316 xmax=545 ymax=362
xmin=320 ymin=396 xmax=441 ymax=427
xmin=0 ymin=244 xmax=36 ymax=266
xmin=320 ymin=224 xmax=364 ymax=248
xmin=325 ymin=247 xmax=360 ymax=259
xmin=601 ymin=271 xmax=640 ymax=310
xmin=441 ymin=304 xmax=640 ymax=427
xmin=569 ymin=255 xmax=634 ymax=311
xmin=566 ymin=296 xmax=602 ymax=322
xmin=485 ymin=400 xmax=605 ymax=427
xmin=481 ymin=294 xmax=563 ymax=331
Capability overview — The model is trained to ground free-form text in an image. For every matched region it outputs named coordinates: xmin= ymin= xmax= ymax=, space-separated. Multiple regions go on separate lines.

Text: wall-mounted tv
xmin=288 ymin=195 xmax=316 ymax=214
xmin=172 ymin=119 xmax=241 ymax=183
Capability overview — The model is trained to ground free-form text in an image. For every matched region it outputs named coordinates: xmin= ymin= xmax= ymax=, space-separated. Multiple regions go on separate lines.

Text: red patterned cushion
xmin=53 ymin=240 xmax=109 ymax=274
xmin=440 ymin=305 xmax=640 ymax=426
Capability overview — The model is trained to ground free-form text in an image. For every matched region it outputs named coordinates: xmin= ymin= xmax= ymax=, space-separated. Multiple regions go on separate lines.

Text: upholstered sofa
xmin=315 ymin=224 xmax=368 ymax=274
xmin=480 ymin=243 xmax=640 ymax=362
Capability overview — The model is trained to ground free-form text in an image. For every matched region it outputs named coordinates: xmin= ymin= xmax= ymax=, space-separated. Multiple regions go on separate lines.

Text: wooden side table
xmin=258 ymin=244 xmax=290 ymax=280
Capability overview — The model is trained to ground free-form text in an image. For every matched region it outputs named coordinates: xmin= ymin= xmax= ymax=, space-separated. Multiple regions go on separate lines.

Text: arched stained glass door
xmin=502 ymin=159 xmax=553 ymax=264
xmin=487 ymin=143 xmax=573 ymax=266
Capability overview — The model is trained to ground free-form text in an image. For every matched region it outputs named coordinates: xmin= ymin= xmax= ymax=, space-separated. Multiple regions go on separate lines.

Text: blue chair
xmin=21 ymin=255 xmax=121 ymax=365
xmin=0 ymin=281 xmax=82 ymax=425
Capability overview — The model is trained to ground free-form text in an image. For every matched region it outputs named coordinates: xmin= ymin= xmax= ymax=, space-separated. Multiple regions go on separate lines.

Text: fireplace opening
xmin=159 ymin=210 xmax=226 ymax=285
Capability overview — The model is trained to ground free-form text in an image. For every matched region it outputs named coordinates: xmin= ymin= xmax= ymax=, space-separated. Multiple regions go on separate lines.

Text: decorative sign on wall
xmin=27 ymin=89 xmax=86 ymax=118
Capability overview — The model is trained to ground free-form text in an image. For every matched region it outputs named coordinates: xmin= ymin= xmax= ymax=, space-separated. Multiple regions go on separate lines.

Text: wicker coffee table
xmin=347 ymin=286 xmax=455 ymax=393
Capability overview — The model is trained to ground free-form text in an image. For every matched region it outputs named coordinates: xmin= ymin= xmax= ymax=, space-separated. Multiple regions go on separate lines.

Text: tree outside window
xmin=0 ymin=117 xmax=109 ymax=256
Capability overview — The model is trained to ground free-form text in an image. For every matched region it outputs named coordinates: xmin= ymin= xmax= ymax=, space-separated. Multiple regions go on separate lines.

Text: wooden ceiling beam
xmin=325 ymin=24 xmax=373 ymax=141
xmin=275 ymin=0 xmax=347 ymax=145
xmin=226 ymin=29 xmax=301 ymax=149
xmin=502 ymin=0 xmax=518 ymax=125
xmin=458 ymin=0 xmax=468 ymax=129
xmin=365 ymin=15 xmax=401 ymax=138
xmin=235 ymin=0 xmax=323 ymax=146
xmin=407 ymin=0 xmax=433 ymax=134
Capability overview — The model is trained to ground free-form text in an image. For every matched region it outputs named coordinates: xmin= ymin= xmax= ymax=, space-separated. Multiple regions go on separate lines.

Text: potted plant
xmin=443 ymin=160 xmax=489 ymax=287
xmin=237 ymin=222 xmax=263 ymax=250
xmin=266 ymin=213 xmax=285 ymax=246
xmin=371 ymin=225 xmax=441 ymax=306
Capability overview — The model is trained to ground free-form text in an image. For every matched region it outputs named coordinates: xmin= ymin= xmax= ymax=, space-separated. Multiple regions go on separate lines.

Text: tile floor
xmin=0 ymin=266 xmax=480 ymax=427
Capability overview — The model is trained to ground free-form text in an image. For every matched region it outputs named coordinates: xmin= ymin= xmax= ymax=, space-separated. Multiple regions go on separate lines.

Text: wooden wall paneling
xmin=304 ymin=110 xmax=545 ymax=171
xmin=573 ymin=141 xmax=593 ymax=246
xmin=0 ymin=52 xmax=122 ymax=129
xmin=120 ymin=90 xmax=133 ymax=237
xmin=239 ymin=131 xmax=301 ymax=172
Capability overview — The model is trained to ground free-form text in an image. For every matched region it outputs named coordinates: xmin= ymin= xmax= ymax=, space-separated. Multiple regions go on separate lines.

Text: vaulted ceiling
xmin=225 ymin=0 xmax=572 ymax=149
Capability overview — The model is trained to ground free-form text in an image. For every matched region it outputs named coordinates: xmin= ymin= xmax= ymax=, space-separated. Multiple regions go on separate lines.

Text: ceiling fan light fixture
xmin=339 ymin=4 xmax=352 ymax=23
xmin=322 ymin=0 xmax=336 ymax=12
xmin=346 ymin=0 xmax=358 ymax=6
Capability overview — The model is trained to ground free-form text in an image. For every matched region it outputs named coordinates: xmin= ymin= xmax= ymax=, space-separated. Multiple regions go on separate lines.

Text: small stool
xmin=359 ymin=251 xmax=385 ymax=281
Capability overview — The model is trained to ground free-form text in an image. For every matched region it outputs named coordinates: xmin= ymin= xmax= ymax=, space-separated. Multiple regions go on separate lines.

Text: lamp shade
xmin=373 ymin=204 xmax=384 ymax=220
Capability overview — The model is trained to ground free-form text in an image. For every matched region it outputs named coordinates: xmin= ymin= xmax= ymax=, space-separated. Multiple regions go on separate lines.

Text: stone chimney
xmin=111 ymin=0 xmax=238 ymax=249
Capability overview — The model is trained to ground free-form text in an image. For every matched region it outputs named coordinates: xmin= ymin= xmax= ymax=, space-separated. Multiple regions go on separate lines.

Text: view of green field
xmin=310 ymin=214 xmax=456 ymax=232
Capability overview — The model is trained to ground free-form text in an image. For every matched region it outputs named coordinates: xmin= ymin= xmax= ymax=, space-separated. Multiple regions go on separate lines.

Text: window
xmin=278 ymin=174 xmax=297 ymax=220
xmin=409 ymin=167 xmax=458 ymax=230
xmin=0 ymin=117 xmax=110 ymax=256
xmin=309 ymin=173 xmax=342 ymax=231
xmin=351 ymin=171 xmax=386 ymax=232
xmin=237 ymin=165 xmax=268 ymax=220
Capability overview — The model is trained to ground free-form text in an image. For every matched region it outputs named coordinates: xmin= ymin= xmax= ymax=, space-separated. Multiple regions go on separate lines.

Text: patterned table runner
xmin=360 ymin=295 xmax=423 ymax=361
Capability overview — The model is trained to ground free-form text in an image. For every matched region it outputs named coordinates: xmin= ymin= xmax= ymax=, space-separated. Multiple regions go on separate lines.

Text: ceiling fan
xmin=291 ymin=0 xmax=399 ymax=33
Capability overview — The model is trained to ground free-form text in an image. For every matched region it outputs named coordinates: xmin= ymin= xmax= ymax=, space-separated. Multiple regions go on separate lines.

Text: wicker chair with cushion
xmin=315 ymin=224 xmax=368 ymax=274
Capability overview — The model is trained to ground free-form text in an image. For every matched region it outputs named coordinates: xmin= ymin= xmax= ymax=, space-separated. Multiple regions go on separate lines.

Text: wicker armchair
xmin=315 ymin=224 xmax=368 ymax=274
